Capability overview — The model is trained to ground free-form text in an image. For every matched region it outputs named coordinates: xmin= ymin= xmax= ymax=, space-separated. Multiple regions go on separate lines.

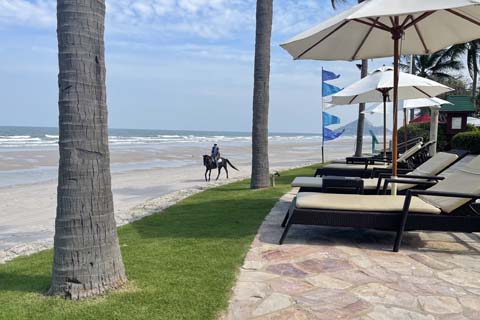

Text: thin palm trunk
xmin=354 ymin=59 xmax=368 ymax=156
xmin=473 ymin=68 xmax=478 ymax=110
xmin=251 ymin=0 xmax=273 ymax=189
xmin=49 ymin=0 xmax=127 ymax=299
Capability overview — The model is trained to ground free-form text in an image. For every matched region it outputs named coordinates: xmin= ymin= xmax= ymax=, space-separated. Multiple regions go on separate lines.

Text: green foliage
xmin=0 ymin=165 xmax=319 ymax=320
xmin=452 ymin=131 xmax=480 ymax=154
xmin=399 ymin=122 xmax=478 ymax=152
xmin=398 ymin=122 xmax=449 ymax=151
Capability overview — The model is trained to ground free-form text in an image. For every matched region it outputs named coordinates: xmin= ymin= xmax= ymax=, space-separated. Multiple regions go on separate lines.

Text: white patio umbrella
xmin=281 ymin=0 xmax=480 ymax=194
xmin=330 ymin=67 xmax=452 ymax=106
xmin=330 ymin=67 xmax=452 ymax=159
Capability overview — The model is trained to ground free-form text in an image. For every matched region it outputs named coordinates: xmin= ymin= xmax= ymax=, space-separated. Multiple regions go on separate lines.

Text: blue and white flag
xmin=322 ymin=69 xmax=340 ymax=81
xmin=323 ymin=127 xmax=344 ymax=142
xmin=322 ymin=82 xmax=342 ymax=97
xmin=322 ymin=112 xmax=341 ymax=126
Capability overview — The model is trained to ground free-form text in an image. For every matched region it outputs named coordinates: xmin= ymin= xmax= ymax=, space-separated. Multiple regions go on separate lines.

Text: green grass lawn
xmin=0 ymin=164 xmax=318 ymax=320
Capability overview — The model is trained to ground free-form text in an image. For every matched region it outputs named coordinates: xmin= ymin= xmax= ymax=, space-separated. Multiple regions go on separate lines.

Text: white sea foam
xmin=0 ymin=131 xmax=323 ymax=148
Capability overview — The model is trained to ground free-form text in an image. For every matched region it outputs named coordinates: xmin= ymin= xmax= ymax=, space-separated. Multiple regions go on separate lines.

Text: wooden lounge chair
xmin=315 ymin=141 xmax=435 ymax=178
xmin=291 ymin=150 xmax=468 ymax=194
xmin=280 ymin=155 xmax=480 ymax=252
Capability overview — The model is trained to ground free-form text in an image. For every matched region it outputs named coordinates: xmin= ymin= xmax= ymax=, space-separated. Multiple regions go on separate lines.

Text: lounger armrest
xmin=381 ymin=178 xmax=437 ymax=195
xmin=396 ymin=174 xmax=445 ymax=181
xmin=372 ymin=167 xmax=411 ymax=178
xmin=407 ymin=189 xmax=480 ymax=200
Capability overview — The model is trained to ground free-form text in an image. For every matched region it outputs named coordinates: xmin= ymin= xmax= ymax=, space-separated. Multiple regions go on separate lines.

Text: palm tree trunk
xmin=49 ymin=0 xmax=127 ymax=299
xmin=251 ymin=0 xmax=273 ymax=189
xmin=354 ymin=59 xmax=368 ymax=156
xmin=473 ymin=67 xmax=478 ymax=111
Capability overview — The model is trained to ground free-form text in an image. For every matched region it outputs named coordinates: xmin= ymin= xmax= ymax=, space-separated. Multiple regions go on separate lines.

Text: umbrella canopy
xmin=280 ymin=0 xmax=480 ymax=195
xmin=280 ymin=0 xmax=480 ymax=61
xmin=403 ymin=97 xmax=452 ymax=110
xmin=330 ymin=67 xmax=452 ymax=105
xmin=411 ymin=114 xmax=432 ymax=123
xmin=363 ymin=97 xmax=451 ymax=115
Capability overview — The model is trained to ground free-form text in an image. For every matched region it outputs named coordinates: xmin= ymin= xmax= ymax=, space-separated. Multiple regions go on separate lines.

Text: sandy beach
xmin=0 ymin=137 xmax=365 ymax=263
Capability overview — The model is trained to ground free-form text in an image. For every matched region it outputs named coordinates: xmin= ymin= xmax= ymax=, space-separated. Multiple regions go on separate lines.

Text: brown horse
xmin=203 ymin=155 xmax=239 ymax=181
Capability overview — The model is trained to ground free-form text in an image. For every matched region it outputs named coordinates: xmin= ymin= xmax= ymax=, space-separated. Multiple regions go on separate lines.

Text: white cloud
xmin=0 ymin=0 xmax=55 ymax=27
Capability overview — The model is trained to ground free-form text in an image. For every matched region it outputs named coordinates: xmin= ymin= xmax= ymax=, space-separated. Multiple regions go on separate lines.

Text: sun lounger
xmin=292 ymin=150 xmax=467 ymax=194
xmin=280 ymin=155 xmax=480 ymax=252
xmin=315 ymin=141 xmax=435 ymax=178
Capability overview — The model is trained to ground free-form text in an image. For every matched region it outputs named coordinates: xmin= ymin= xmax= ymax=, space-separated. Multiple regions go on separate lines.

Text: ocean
xmin=0 ymin=126 xmax=324 ymax=149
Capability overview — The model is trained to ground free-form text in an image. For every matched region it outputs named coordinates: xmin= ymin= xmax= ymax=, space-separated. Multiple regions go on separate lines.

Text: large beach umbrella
xmin=281 ymin=0 xmax=480 ymax=193
xmin=329 ymin=66 xmax=452 ymax=159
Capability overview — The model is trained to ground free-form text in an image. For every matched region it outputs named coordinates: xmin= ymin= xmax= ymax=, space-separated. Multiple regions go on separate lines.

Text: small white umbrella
xmin=331 ymin=67 xmax=452 ymax=105
xmin=281 ymin=0 xmax=480 ymax=198
xmin=403 ymin=97 xmax=452 ymax=110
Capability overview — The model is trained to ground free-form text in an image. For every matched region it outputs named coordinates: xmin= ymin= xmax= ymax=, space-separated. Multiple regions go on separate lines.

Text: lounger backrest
xmin=409 ymin=152 xmax=459 ymax=176
xmin=397 ymin=142 xmax=423 ymax=163
xmin=419 ymin=155 xmax=480 ymax=213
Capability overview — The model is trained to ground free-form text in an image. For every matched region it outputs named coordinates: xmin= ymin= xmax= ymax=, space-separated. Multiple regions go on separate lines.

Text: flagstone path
xmin=222 ymin=190 xmax=480 ymax=320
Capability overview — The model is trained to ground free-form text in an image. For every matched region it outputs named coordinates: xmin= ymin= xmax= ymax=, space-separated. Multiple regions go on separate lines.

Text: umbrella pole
xmin=392 ymin=24 xmax=401 ymax=196
xmin=403 ymin=108 xmax=408 ymax=152
xmin=383 ymin=95 xmax=387 ymax=161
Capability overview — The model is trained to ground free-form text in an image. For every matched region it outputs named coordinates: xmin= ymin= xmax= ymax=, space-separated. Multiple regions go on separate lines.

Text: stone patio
xmin=222 ymin=190 xmax=480 ymax=320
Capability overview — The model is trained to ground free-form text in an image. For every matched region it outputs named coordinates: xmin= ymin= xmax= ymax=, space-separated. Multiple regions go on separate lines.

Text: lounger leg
xmin=279 ymin=217 xmax=293 ymax=245
xmin=281 ymin=211 xmax=290 ymax=228
xmin=394 ymin=193 xmax=412 ymax=252
xmin=281 ymin=200 xmax=295 ymax=227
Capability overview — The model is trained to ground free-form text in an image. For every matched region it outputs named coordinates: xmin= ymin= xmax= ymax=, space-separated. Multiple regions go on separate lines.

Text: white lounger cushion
xmin=412 ymin=152 xmax=458 ymax=176
xmin=296 ymin=192 xmax=441 ymax=214
xmin=420 ymin=155 xmax=480 ymax=213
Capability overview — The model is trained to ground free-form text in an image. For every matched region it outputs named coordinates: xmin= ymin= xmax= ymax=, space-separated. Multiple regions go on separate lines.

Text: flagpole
xmin=321 ymin=67 xmax=325 ymax=164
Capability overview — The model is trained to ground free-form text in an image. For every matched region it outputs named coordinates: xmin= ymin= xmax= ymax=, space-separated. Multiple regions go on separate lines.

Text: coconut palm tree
xmin=49 ymin=0 xmax=127 ymax=299
xmin=403 ymin=47 xmax=463 ymax=81
xmin=451 ymin=40 xmax=480 ymax=109
xmin=251 ymin=0 xmax=273 ymax=189
xmin=331 ymin=0 xmax=367 ymax=156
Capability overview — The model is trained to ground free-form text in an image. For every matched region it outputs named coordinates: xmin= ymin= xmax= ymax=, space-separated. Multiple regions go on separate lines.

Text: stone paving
xmin=222 ymin=190 xmax=480 ymax=320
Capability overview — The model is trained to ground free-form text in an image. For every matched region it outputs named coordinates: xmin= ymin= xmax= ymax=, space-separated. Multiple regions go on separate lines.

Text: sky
xmin=0 ymin=0 xmax=395 ymax=133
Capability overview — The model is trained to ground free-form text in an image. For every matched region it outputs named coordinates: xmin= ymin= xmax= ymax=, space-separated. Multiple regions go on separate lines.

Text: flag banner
xmin=322 ymin=112 xmax=341 ymax=126
xmin=322 ymin=69 xmax=340 ymax=81
xmin=323 ymin=127 xmax=344 ymax=142
xmin=322 ymin=82 xmax=342 ymax=97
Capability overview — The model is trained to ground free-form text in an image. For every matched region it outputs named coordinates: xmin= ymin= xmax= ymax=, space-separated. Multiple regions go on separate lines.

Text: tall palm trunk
xmin=49 ymin=0 xmax=127 ymax=299
xmin=251 ymin=0 xmax=273 ymax=189
xmin=354 ymin=59 xmax=368 ymax=156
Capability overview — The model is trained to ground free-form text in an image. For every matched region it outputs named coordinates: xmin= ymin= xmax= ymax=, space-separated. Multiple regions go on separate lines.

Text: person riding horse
xmin=211 ymin=143 xmax=220 ymax=168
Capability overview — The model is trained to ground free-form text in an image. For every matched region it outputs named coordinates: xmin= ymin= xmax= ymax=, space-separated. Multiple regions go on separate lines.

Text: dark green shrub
xmin=452 ymin=131 xmax=480 ymax=154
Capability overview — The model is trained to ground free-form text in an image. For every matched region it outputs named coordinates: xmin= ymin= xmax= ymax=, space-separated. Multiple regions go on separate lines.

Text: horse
xmin=203 ymin=155 xmax=239 ymax=182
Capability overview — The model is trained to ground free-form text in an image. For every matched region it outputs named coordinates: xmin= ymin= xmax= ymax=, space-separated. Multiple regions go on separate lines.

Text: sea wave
xmin=0 ymin=129 xmax=324 ymax=148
